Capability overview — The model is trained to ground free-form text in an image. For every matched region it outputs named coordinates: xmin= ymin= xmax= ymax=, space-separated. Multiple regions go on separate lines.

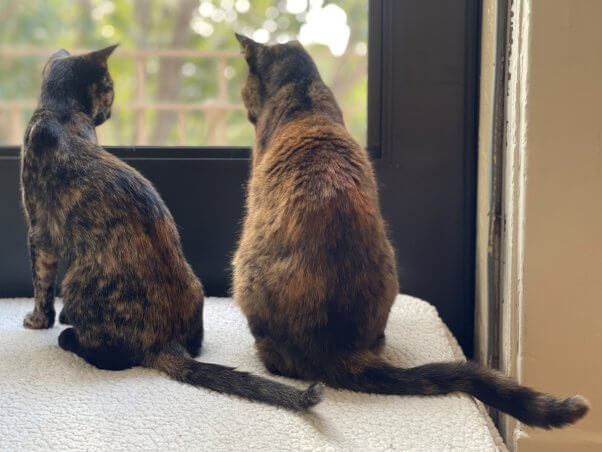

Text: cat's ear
xmin=235 ymin=33 xmax=264 ymax=67
xmin=235 ymin=33 xmax=256 ymax=49
xmin=89 ymin=44 xmax=119 ymax=66
xmin=51 ymin=49 xmax=71 ymax=60
xmin=42 ymin=49 xmax=71 ymax=76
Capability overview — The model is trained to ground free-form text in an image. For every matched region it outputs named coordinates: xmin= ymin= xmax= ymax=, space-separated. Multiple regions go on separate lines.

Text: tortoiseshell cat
xmin=232 ymin=35 xmax=588 ymax=428
xmin=20 ymin=45 xmax=322 ymax=410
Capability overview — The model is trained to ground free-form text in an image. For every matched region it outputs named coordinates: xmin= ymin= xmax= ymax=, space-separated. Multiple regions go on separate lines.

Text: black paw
xmin=23 ymin=309 xmax=55 ymax=329
xmin=58 ymin=328 xmax=78 ymax=352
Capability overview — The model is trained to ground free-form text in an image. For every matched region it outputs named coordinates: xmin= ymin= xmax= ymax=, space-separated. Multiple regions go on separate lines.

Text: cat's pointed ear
xmin=235 ymin=33 xmax=256 ymax=49
xmin=235 ymin=33 xmax=264 ymax=67
xmin=90 ymin=44 xmax=119 ymax=66
xmin=52 ymin=48 xmax=71 ymax=59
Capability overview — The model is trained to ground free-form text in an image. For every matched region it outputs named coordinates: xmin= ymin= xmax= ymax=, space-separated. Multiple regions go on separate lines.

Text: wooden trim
xmin=367 ymin=0 xmax=383 ymax=158
xmin=499 ymin=0 xmax=531 ymax=447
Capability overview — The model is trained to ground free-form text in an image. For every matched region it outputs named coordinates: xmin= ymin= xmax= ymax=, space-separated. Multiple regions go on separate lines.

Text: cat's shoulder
xmin=23 ymin=110 xmax=62 ymax=155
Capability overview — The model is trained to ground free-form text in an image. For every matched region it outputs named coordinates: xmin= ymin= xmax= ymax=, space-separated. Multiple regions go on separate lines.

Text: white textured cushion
xmin=0 ymin=296 xmax=505 ymax=451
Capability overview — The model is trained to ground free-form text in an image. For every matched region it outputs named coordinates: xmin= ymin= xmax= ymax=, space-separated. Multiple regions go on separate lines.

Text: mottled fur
xmin=20 ymin=46 xmax=322 ymax=410
xmin=232 ymin=35 xmax=589 ymax=428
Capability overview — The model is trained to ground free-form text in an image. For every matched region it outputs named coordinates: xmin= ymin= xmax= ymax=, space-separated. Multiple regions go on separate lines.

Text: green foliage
xmin=0 ymin=0 xmax=367 ymax=147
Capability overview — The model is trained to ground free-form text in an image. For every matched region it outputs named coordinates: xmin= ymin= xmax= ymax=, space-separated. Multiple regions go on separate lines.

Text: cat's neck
xmin=38 ymin=93 xmax=86 ymax=117
xmin=255 ymin=80 xmax=344 ymax=154
xmin=35 ymin=98 xmax=98 ymax=144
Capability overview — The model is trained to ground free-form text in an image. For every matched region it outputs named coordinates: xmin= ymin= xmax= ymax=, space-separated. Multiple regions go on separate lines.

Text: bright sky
xmin=295 ymin=1 xmax=350 ymax=56
xmin=190 ymin=0 xmax=352 ymax=57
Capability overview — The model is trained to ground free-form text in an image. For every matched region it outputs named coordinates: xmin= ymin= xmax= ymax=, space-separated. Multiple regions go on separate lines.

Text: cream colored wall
xmin=505 ymin=0 xmax=602 ymax=450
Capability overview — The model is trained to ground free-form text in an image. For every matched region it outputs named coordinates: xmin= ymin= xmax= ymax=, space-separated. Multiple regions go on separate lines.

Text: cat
xmin=232 ymin=34 xmax=588 ymax=428
xmin=20 ymin=45 xmax=322 ymax=411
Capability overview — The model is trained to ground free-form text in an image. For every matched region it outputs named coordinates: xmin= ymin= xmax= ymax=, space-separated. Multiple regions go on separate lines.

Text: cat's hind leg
xmin=370 ymin=332 xmax=386 ymax=354
xmin=184 ymin=304 xmax=204 ymax=358
xmin=58 ymin=307 xmax=73 ymax=325
xmin=256 ymin=337 xmax=303 ymax=379
xmin=58 ymin=327 xmax=79 ymax=353
xmin=58 ymin=327 xmax=139 ymax=371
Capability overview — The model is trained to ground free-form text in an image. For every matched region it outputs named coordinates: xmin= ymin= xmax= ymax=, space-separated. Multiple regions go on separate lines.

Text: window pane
xmin=0 ymin=0 xmax=367 ymax=147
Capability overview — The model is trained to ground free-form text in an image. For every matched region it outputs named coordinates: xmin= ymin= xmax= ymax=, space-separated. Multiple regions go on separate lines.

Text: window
xmin=0 ymin=0 xmax=367 ymax=146
xmin=0 ymin=0 xmax=480 ymax=356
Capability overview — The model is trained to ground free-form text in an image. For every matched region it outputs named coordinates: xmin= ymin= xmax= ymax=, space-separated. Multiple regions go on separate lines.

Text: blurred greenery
xmin=0 ymin=0 xmax=367 ymax=147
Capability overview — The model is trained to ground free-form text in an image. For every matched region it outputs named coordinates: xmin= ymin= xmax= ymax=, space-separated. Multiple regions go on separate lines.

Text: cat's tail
xmin=145 ymin=343 xmax=324 ymax=411
xmin=331 ymin=358 xmax=588 ymax=429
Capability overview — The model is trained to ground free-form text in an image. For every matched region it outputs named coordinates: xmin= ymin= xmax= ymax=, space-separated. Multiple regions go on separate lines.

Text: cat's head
xmin=235 ymin=34 xmax=320 ymax=125
xmin=40 ymin=44 xmax=118 ymax=126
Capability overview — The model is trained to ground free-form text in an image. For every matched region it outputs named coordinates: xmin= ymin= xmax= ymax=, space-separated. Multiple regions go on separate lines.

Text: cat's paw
xmin=58 ymin=328 xmax=78 ymax=351
xmin=23 ymin=310 xmax=55 ymax=329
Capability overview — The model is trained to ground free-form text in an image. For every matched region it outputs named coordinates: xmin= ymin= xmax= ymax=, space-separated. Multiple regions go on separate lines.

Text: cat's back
xmin=60 ymin=142 xmax=172 ymax=244
xmin=21 ymin=112 xmax=175 ymax=254
xmin=23 ymin=117 xmax=157 ymax=211
xmin=252 ymin=114 xmax=380 ymax=229
xmin=236 ymin=113 xmax=396 ymax=316
xmin=240 ymin=114 xmax=388 ymax=276
xmin=56 ymin=130 xmax=166 ymax=217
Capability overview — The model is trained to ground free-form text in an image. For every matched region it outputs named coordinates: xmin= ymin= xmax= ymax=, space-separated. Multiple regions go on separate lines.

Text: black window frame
xmin=0 ymin=0 xmax=480 ymax=355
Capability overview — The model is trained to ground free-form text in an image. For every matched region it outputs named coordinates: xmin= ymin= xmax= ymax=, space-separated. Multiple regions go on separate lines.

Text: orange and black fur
xmin=232 ymin=35 xmax=589 ymax=428
xmin=20 ymin=45 xmax=322 ymax=411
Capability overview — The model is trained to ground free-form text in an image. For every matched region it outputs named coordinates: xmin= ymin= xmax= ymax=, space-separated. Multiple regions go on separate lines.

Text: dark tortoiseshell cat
xmin=20 ymin=45 xmax=322 ymax=410
xmin=232 ymin=34 xmax=588 ymax=428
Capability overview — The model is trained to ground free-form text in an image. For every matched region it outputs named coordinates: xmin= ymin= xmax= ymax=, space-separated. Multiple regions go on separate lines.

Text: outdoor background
xmin=0 ymin=0 xmax=367 ymax=147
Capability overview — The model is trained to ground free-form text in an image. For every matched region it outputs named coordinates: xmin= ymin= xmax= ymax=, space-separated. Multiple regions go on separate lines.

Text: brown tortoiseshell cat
xmin=232 ymin=34 xmax=589 ymax=428
xmin=20 ymin=45 xmax=322 ymax=410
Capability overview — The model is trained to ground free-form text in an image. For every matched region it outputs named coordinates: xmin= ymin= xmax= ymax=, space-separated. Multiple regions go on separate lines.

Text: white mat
xmin=0 ymin=295 xmax=505 ymax=451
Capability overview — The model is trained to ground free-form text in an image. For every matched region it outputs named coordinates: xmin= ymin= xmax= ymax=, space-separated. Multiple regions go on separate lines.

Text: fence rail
xmin=0 ymin=46 xmax=364 ymax=146
xmin=0 ymin=47 xmax=245 ymax=145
